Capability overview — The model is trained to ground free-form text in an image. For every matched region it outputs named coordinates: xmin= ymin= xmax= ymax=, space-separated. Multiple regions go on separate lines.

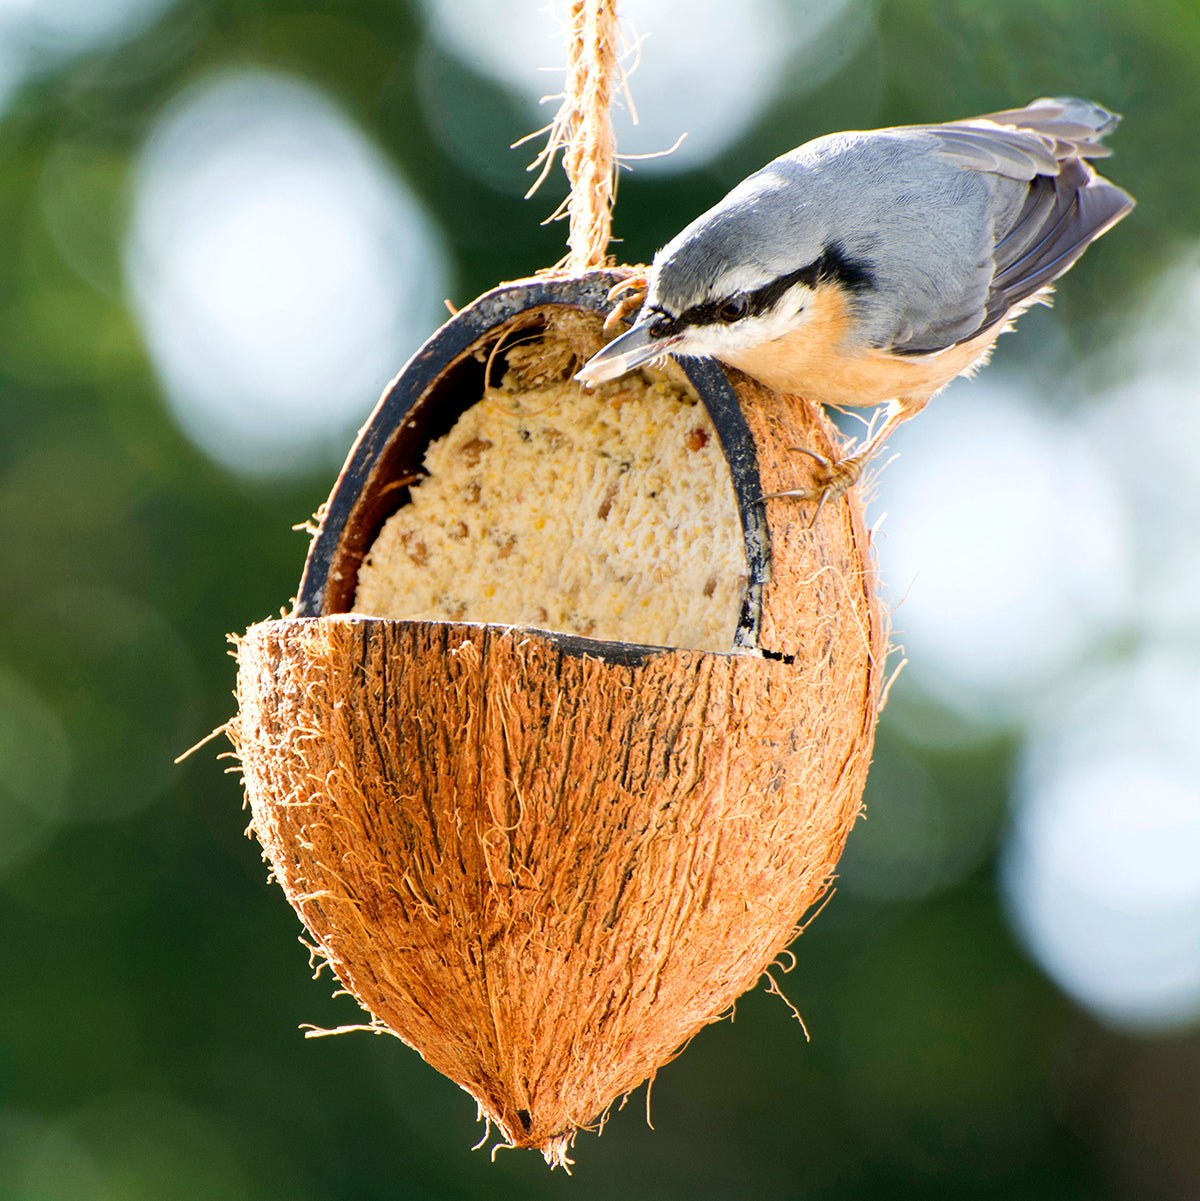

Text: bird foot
xmin=759 ymin=447 xmax=867 ymax=525
xmin=760 ymin=398 xmax=919 ymax=521
xmin=603 ymin=273 xmax=649 ymax=336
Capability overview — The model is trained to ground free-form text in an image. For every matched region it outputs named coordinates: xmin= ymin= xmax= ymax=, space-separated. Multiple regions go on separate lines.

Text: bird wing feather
xmin=887 ymin=98 xmax=1133 ymax=355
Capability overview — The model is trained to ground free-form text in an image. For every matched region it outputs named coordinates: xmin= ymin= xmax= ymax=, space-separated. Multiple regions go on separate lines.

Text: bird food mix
xmin=353 ymin=327 xmax=749 ymax=652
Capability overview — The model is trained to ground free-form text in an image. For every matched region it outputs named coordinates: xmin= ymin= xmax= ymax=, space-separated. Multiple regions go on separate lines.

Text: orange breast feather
xmin=720 ymin=284 xmax=1008 ymax=408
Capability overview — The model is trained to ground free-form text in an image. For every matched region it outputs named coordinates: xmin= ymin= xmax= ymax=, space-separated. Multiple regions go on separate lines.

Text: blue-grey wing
xmin=888 ymin=98 xmax=1134 ymax=356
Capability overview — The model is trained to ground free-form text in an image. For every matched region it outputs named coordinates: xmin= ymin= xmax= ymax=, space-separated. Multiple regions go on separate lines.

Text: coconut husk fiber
xmin=230 ymin=273 xmax=884 ymax=1167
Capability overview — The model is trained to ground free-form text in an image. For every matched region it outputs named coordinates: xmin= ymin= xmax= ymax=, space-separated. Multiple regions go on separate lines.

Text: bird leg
xmin=603 ymin=273 xmax=649 ymax=336
xmin=762 ymin=395 xmax=928 ymax=511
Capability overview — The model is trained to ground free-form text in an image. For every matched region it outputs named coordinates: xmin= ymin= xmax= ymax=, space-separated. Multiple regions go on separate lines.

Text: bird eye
xmin=718 ymin=298 xmax=749 ymax=323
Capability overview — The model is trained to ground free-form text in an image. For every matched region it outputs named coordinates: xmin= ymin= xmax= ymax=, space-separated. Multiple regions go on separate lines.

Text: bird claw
xmin=758 ymin=446 xmax=867 ymax=527
xmin=603 ymin=273 xmax=649 ymax=336
xmin=796 ymin=445 xmax=868 ymax=498
xmin=759 ymin=398 xmax=918 ymax=522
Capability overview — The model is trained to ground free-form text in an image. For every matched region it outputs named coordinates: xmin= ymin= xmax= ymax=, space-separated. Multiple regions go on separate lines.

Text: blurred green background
xmin=3 ymin=0 xmax=1199 ymax=1197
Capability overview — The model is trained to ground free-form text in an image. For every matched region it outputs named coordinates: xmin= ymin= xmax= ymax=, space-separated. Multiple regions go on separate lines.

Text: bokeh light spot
xmin=15 ymin=1119 xmax=105 ymax=1201
xmin=420 ymin=0 xmax=867 ymax=180
xmin=15 ymin=588 xmax=198 ymax=824
xmin=125 ymin=70 xmax=449 ymax=477
xmin=0 ymin=667 xmax=70 ymax=878
xmin=0 ymin=0 xmax=176 ymax=115
xmin=840 ymin=729 xmax=1003 ymax=902
xmin=64 ymin=1093 xmax=249 ymax=1201
xmin=1003 ymin=651 xmax=1200 ymax=1032
xmin=874 ymin=380 xmax=1131 ymax=721
xmin=1086 ymin=257 xmax=1200 ymax=644
xmin=0 ymin=0 xmax=173 ymax=51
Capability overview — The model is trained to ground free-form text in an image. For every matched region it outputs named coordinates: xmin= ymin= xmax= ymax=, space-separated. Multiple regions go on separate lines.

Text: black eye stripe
xmin=676 ymin=241 xmax=874 ymax=329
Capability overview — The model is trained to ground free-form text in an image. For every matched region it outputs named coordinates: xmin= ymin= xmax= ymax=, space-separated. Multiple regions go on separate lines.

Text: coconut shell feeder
xmin=229 ymin=0 xmax=885 ymax=1169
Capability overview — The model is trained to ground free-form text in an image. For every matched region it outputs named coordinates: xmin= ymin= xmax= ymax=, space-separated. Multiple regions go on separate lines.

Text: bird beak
xmin=575 ymin=317 xmax=685 ymax=385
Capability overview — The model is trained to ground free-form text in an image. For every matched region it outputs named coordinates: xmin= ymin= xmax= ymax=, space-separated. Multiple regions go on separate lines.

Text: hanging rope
xmin=520 ymin=0 xmax=621 ymax=273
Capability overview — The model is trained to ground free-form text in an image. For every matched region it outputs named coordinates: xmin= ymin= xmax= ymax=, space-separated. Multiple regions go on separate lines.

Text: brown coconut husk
xmin=230 ymin=275 xmax=884 ymax=1166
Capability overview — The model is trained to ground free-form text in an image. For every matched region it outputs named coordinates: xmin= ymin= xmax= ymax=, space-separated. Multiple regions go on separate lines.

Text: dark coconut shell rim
xmin=294 ymin=270 xmax=771 ymax=665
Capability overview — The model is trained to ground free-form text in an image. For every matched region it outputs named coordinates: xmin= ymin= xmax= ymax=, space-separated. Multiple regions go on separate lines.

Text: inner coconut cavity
xmin=352 ymin=311 xmax=750 ymax=653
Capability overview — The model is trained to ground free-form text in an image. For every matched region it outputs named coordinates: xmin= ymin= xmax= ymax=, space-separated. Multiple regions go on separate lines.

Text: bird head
xmin=576 ymin=165 xmax=875 ymax=385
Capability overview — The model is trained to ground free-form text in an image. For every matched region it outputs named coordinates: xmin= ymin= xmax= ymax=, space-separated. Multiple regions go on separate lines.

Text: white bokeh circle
xmin=419 ymin=0 xmax=866 ymax=179
xmin=873 ymin=380 xmax=1131 ymax=721
xmin=125 ymin=69 xmax=449 ymax=477
xmin=1002 ymin=650 xmax=1200 ymax=1031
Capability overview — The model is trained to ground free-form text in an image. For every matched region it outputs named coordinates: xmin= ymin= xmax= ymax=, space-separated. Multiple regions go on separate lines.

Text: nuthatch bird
xmin=576 ymin=97 xmax=1134 ymax=500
